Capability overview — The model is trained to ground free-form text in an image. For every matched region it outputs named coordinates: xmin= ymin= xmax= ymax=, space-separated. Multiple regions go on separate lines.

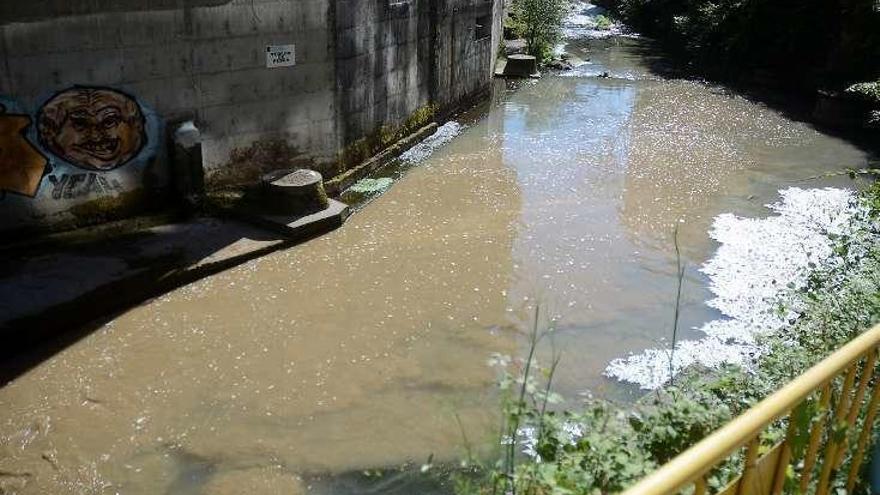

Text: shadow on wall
xmin=0 ymin=0 xmax=232 ymax=23
xmin=0 ymin=216 xmax=296 ymax=383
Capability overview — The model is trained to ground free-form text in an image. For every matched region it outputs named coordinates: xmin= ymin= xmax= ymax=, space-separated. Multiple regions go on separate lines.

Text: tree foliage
xmin=604 ymin=0 xmax=880 ymax=91
xmin=509 ymin=0 xmax=569 ymax=62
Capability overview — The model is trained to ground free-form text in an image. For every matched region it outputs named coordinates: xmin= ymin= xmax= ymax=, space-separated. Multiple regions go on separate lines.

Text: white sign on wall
xmin=266 ymin=44 xmax=296 ymax=68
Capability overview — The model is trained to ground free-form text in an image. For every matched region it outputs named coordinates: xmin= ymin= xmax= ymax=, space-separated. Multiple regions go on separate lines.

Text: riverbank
xmin=460 ymin=180 xmax=880 ymax=494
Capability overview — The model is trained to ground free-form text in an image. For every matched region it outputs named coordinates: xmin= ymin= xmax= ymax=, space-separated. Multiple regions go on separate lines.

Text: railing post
xmin=693 ymin=476 xmax=707 ymax=495
xmin=770 ymin=414 xmax=799 ymax=495
xmin=800 ymin=384 xmax=832 ymax=492
xmin=621 ymin=325 xmax=880 ymax=495
xmin=847 ymin=360 xmax=880 ymax=492
xmin=815 ymin=365 xmax=857 ymax=495
xmin=835 ymin=351 xmax=877 ymax=468
xmin=738 ymin=438 xmax=761 ymax=495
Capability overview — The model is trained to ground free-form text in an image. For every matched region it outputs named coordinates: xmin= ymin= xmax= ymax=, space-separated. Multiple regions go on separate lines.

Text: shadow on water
xmin=129 ymin=431 xmax=458 ymax=495
xmin=573 ymin=34 xmax=880 ymax=161
xmin=309 ymin=466 xmax=456 ymax=495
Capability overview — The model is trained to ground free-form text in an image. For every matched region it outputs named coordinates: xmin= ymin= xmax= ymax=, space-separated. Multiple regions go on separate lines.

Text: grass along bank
xmin=452 ymin=181 xmax=880 ymax=494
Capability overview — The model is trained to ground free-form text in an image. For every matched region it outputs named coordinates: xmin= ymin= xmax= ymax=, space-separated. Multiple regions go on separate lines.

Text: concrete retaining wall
xmin=0 ymin=0 xmax=501 ymax=236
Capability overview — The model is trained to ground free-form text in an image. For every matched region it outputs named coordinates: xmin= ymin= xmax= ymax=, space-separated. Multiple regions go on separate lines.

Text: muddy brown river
xmin=1 ymin=35 xmax=874 ymax=494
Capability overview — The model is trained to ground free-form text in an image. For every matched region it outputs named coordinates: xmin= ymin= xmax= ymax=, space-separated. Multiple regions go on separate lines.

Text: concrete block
xmin=116 ymin=9 xmax=186 ymax=48
xmin=7 ymin=48 xmax=125 ymax=99
xmin=197 ymin=68 xmax=281 ymax=108
xmin=305 ymin=93 xmax=335 ymax=122
xmin=302 ymin=0 xmax=329 ymax=30
xmin=123 ymin=76 xmax=199 ymax=116
xmin=4 ymin=16 xmax=104 ymax=56
xmin=191 ymin=36 xmax=265 ymax=74
xmin=245 ymin=198 xmax=349 ymax=240
xmin=119 ymin=43 xmax=192 ymax=82
xmin=296 ymin=30 xmax=330 ymax=65
xmin=260 ymin=168 xmax=329 ymax=213
xmin=191 ymin=2 xmax=293 ymax=39
xmin=337 ymin=53 xmax=373 ymax=89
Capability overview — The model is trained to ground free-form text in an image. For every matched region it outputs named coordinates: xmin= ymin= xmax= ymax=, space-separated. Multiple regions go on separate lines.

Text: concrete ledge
xmin=495 ymin=55 xmax=541 ymax=79
xmin=325 ymin=123 xmax=439 ymax=196
xmin=230 ymin=199 xmax=350 ymax=241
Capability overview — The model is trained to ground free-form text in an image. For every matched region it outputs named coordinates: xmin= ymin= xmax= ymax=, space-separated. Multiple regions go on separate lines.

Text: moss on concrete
xmin=336 ymin=103 xmax=440 ymax=174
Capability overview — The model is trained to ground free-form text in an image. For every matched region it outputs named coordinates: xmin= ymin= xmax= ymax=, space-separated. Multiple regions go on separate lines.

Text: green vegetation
xmin=846 ymin=80 xmax=880 ymax=105
xmin=598 ymin=0 xmax=880 ymax=93
xmin=338 ymin=103 xmax=439 ymax=174
xmin=455 ymin=181 xmax=880 ymax=494
xmin=594 ymin=14 xmax=613 ymax=31
xmin=508 ymin=0 xmax=569 ymax=62
xmin=348 ymin=177 xmax=394 ymax=194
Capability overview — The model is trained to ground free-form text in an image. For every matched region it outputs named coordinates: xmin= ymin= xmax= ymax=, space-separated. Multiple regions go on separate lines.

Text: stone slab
xmin=503 ymin=54 xmax=540 ymax=78
xmin=239 ymin=199 xmax=350 ymax=241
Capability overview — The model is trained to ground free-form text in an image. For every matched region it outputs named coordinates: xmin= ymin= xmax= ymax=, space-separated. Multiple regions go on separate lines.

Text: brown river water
xmin=0 ymin=36 xmax=874 ymax=494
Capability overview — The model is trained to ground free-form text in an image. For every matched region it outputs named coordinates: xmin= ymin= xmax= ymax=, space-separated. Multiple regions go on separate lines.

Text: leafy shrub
xmin=522 ymin=406 xmax=657 ymax=493
xmin=869 ymin=110 xmax=880 ymax=128
xmin=630 ymin=389 xmax=731 ymax=464
xmin=508 ymin=0 xmax=567 ymax=62
xmin=607 ymin=0 xmax=880 ymax=90
xmin=845 ymin=81 xmax=880 ymax=105
xmin=594 ymin=15 xmax=613 ymax=30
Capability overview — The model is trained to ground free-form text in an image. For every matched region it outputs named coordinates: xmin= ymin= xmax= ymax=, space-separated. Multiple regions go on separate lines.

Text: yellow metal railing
xmin=623 ymin=323 xmax=880 ymax=495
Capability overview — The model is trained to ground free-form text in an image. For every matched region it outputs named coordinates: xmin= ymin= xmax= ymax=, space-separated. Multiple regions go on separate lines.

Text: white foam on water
xmin=399 ymin=121 xmax=464 ymax=164
xmin=562 ymin=1 xmax=628 ymax=39
xmin=605 ymin=187 xmax=871 ymax=390
xmin=557 ymin=69 xmax=642 ymax=80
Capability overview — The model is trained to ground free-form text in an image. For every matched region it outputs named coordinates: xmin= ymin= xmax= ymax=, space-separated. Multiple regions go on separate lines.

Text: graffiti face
xmin=38 ymin=88 xmax=146 ymax=171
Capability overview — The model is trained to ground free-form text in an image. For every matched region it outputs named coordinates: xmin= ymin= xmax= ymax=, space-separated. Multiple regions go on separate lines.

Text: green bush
xmin=607 ymin=0 xmax=880 ymax=91
xmin=509 ymin=0 xmax=568 ymax=62
xmin=845 ymin=80 xmax=880 ymax=105
xmin=594 ymin=14 xmax=613 ymax=30
xmin=630 ymin=389 xmax=731 ymax=464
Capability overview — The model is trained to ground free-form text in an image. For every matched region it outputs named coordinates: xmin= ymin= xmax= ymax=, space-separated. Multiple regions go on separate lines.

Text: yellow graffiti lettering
xmin=0 ymin=107 xmax=49 ymax=197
